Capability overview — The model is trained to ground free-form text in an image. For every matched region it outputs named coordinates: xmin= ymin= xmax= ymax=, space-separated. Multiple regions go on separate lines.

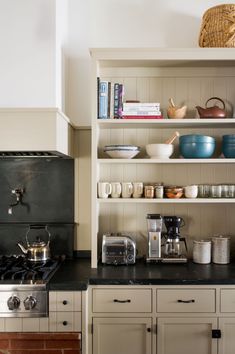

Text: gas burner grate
xmin=0 ymin=256 xmax=60 ymax=282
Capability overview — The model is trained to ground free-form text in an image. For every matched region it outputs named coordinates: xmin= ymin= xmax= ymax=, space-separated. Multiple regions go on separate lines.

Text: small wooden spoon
xmin=165 ymin=131 xmax=180 ymax=144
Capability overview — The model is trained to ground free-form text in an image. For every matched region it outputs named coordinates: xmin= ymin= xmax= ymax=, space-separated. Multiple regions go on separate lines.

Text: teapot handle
xmin=26 ymin=224 xmax=51 ymax=245
xmin=205 ymin=97 xmax=225 ymax=110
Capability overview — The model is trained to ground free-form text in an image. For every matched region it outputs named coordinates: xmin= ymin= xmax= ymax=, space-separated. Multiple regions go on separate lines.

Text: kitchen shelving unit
xmin=91 ymin=48 xmax=235 ymax=268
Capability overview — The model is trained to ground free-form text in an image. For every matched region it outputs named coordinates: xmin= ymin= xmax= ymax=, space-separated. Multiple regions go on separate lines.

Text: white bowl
xmin=105 ymin=149 xmax=140 ymax=159
xmin=146 ymin=144 xmax=174 ymax=159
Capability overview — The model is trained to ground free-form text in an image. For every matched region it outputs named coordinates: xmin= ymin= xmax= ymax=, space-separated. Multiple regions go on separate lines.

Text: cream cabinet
xmin=88 ymin=285 xmax=235 ymax=354
xmin=157 ymin=317 xmax=217 ymax=354
xmin=90 ymin=48 xmax=235 ymax=268
xmin=93 ymin=317 xmax=152 ymax=354
xmin=219 ymin=318 xmax=235 ymax=354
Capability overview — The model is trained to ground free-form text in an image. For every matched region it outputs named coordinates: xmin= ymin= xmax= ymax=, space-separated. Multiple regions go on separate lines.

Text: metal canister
xmin=212 ymin=235 xmax=230 ymax=264
xmin=193 ymin=240 xmax=211 ymax=264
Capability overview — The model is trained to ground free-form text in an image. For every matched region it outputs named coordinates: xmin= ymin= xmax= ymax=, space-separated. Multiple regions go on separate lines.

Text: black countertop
xmin=48 ymin=258 xmax=235 ymax=291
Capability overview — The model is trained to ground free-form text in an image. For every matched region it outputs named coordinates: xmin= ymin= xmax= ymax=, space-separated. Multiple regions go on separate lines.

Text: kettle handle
xmin=26 ymin=225 xmax=51 ymax=245
xmin=205 ymin=97 xmax=225 ymax=110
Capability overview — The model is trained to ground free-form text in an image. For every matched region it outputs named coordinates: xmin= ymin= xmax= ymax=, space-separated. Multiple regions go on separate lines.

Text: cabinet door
xmin=219 ymin=318 xmax=235 ymax=354
xmin=157 ymin=317 xmax=217 ymax=354
xmin=93 ymin=317 xmax=152 ymax=354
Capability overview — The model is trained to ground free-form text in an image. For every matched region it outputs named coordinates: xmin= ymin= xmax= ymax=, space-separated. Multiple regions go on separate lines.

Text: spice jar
xmin=193 ymin=240 xmax=211 ymax=264
xmin=144 ymin=185 xmax=154 ymax=198
xmin=155 ymin=184 xmax=164 ymax=199
xmin=212 ymin=235 xmax=230 ymax=264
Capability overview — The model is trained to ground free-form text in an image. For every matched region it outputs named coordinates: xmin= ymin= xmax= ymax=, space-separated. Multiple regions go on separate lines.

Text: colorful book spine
xmin=113 ymin=83 xmax=120 ymax=118
xmin=117 ymin=84 xmax=124 ymax=118
xmin=98 ymin=80 xmax=109 ymax=119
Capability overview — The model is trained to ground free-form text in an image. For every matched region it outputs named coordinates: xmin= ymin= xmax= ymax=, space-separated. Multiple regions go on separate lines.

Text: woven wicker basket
xmin=199 ymin=4 xmax=235 ymax=47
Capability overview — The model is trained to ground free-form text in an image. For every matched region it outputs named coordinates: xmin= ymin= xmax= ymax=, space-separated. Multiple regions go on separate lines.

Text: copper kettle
xmin=196 ymin=97 xmax=226 ymax=118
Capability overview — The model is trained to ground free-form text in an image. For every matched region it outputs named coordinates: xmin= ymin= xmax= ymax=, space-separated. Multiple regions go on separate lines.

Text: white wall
xmin=0 ymin=0 xmax=68 ymax=108
xmin=67 ymin=0 xmax=232 ymax=126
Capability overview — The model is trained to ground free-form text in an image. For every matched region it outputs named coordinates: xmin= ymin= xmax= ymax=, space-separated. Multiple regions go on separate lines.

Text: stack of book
xmin=97 ymin=78 xmax=124 ymax=119
xmin=122 ymin=102 xmax=162 ymax=119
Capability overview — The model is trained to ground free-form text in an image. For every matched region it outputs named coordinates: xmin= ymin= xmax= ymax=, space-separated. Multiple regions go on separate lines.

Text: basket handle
xmin=205 ymin=97 xmax=225 ymax=110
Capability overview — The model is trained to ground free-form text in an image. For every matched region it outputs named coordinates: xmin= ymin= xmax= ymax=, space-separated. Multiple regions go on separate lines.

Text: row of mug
xmin=98 ymin=182 xmax=145 ymax=199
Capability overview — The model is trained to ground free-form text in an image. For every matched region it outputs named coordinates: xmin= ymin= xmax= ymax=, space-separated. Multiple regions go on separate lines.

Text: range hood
xmin=0 ymin=108 xmax=73 ymax=158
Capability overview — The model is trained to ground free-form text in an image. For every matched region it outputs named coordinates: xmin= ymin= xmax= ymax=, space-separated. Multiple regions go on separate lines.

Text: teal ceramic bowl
xmin=179 ymin=136 xmax=215 ymax=159
xmin=222 ymin=143 xmax=235 ymax=158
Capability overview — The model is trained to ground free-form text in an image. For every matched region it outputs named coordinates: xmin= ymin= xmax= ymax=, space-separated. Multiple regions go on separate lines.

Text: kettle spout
xmin=17 ymin=243 xmax=27 ymax=254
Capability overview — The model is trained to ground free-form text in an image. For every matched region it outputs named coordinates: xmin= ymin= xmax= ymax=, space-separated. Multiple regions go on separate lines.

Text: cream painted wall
xmin=0 ymin=0 xmax=68 ymax=109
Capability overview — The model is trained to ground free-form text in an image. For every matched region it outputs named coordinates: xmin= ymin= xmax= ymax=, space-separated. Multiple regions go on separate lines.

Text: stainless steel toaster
xmin=102 ymin=234 xmax=136 ymax=265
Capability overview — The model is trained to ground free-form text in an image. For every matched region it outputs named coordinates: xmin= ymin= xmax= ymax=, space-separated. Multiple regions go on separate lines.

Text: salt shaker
xmin=212 ymin=235 xmax=230 ymax=264
xmin=193 ymin=240 xmax=211 ymax=264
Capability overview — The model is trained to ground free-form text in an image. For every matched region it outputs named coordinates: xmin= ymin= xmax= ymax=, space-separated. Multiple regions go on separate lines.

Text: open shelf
xmin=97 ymin=198 xmax=235 ymax=204
xmin=97 ymin=118 xmax=235 ymax=129
xmin=98 ymin=158 xmax=235 ymax=164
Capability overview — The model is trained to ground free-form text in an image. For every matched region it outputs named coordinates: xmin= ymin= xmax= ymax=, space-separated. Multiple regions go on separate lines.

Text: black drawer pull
xmin=177 ymin=299 xmax=195 ymax=303
xmin=63 ymin=321 xmax=68 ymax=326
xmin=62 ymin=300 xmax=68 ymax=305
xmin=113 ymin=299 xmax=131 ymax=303
xmin=147 ymin=327 xmax=151 ymax=332
xmin=212 ymin=329 xmax=221 ymax=338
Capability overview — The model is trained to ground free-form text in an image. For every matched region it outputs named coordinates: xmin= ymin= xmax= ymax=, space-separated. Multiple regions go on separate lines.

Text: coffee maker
xmin=162 ymin=216 xmax=188 ymax=263
xmin=146 ymin=214 xmax=162 ymax=262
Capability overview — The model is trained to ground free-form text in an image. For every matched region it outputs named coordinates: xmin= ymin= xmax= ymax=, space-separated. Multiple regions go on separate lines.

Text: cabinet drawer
xmin=49 ymin=312 xmax=82 ymax=332
xmin=50 ymin=291 xmax=82 ymax=312
xmin=157 ymin=289 xmax=215 ymax=313
xmin=93 ymin=288 xmax=152 ymax=313
xmin=220 ymin=289 xmax=235 ymax=312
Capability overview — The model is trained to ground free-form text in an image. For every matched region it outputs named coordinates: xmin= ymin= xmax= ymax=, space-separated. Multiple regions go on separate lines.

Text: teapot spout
xmin=17 ymin=243 xmax=27 ymax=254
xmin=196 ymin=106 xmax=205 ymax=117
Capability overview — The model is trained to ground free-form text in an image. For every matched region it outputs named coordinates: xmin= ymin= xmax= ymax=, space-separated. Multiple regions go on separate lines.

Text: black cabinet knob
xmin=62 ymin=300 xmax=68 ymax=305
xmin=147 ymin=328 xmax=151 ymax=332
xmin=63 ymin=321 xmax=68 ymax=326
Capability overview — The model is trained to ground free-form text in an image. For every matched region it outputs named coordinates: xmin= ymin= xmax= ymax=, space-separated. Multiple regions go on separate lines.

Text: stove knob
xmin=24 ymin=296 xmax=37 ymax=310
xmin=7 ymin=295 xmax=20 ymax=310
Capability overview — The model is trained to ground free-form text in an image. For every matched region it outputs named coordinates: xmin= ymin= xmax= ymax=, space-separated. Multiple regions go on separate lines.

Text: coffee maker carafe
xmin=162 ymin=216 xmax=188 ymax=263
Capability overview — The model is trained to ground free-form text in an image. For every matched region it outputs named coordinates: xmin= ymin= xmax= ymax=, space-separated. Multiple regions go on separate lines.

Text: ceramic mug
xmin=184 ymin=185 xmax=198 ymax=198
xmin=122 ymin=182 xmax=133 ymax=198
xmin=111 ymin=182 xmax=122 ymax=198
xmin=98 ymin=182 xmax=112 ymax=199
xmin=133 ymin=182 xmax=144 ymax=198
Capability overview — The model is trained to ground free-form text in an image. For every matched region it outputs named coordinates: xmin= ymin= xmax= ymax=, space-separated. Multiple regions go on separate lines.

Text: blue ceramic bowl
xmin=179 ymin=134 xmax=215 ymax=144
xmin=222 ymin=143 xmax=235 ymax=158
xmin=179 ymin=141 xmax=215 ymax=158
xmin=222 ymin=135 xmax=235 ymax=143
